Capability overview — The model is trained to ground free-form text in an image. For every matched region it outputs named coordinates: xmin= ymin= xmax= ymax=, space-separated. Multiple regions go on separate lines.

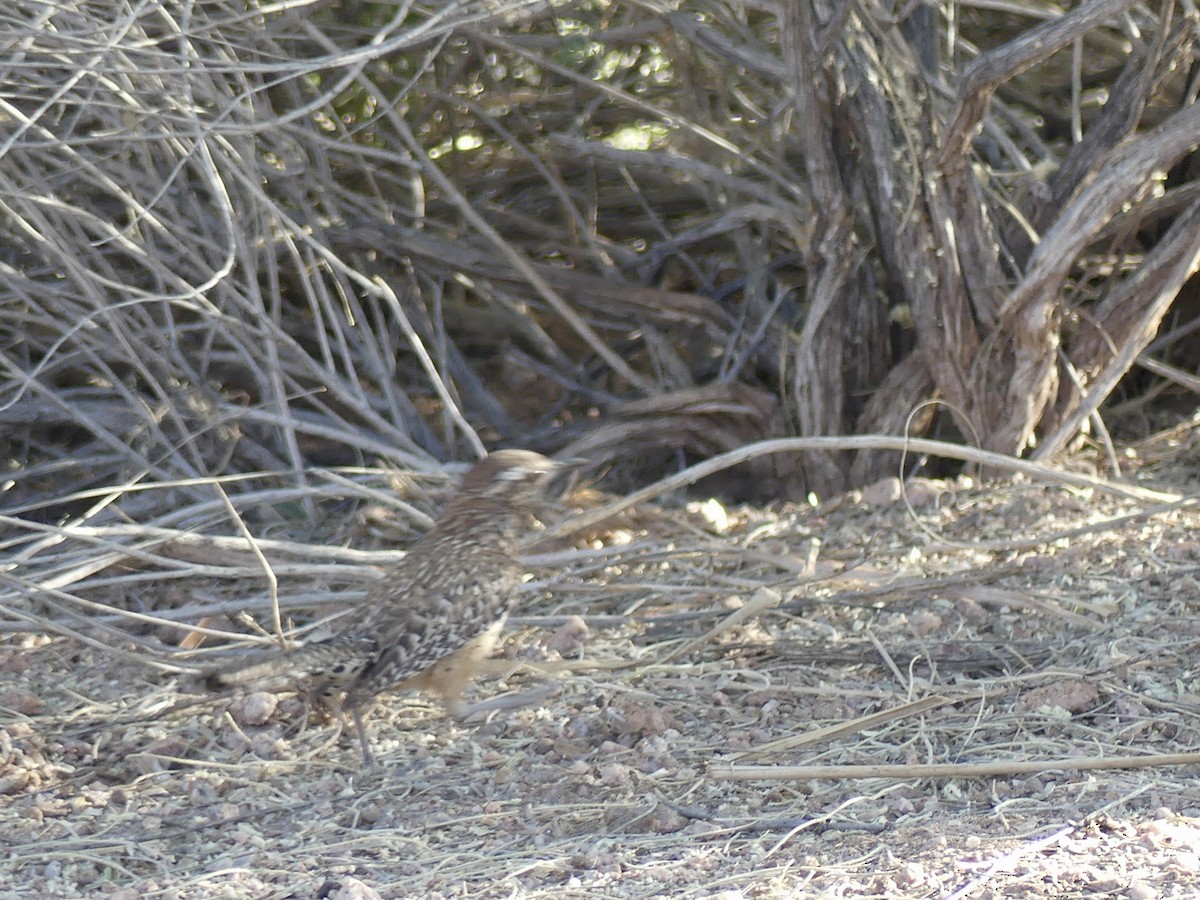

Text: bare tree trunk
xmin=783 ymin=0 xmax=1200 ymax=487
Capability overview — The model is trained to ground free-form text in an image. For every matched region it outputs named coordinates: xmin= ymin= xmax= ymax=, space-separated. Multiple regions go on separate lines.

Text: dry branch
xmin=713 ymin=752 xmax=1200 ymax=782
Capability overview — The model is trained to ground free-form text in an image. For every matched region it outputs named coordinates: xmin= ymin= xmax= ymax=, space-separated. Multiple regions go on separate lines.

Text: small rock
xmin=955 ymin=595 xmax=989 ymax=625
xmin=217 ymin=802 xmax=240 ymax=821
xmin=861 ymin=477 xmax=902 ymax=506
xmin=132 ymin=737 xmax=190 ymax=773
xmin=329 ymin=877 xmax=383 ymax=900
xmin=1017 ymin=680 xmax=1100 ymax=715
xmin=0 ymin=770 xmax=31 ymax=795
xmin=908 ymin=610 xmax=943 ymax=637
xmin=646 ymin=805 xmax=687 ymax=833
xmin=547 ymin=615 xmax=589 ymax=656
xmin=615 ymin=700 xmax=680 ymax=738
xmin=690 ymin=497 xmax=731 ymax=534
xmin=903 ymin=478 xmax=950 ymax=508
xmin=0 ymin=691 xmax=43 ymax=716
xmin=1173 ymin=853 xmax=1200 ymax=874
xmin=230 ymin=692 xmax=278 ymax=726
xmin=599 ymin=763 xmax=633 ymax=789
xmin=896 ymin=862 xmax=926 ymax=886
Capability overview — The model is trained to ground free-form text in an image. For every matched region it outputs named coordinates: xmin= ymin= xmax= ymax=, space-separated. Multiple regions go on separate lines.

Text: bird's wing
xmin=349 ymin=561 xmax=522 ymax=696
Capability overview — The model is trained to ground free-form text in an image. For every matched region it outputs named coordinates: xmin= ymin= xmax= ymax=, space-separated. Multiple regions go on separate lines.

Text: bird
xmin=208 ymin=449 xmax=562 ymax=766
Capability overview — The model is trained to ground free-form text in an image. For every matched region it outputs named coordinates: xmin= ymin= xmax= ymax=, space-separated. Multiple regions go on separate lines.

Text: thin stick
xmin=212 ymin=482 xmax=284 ymax=647
xmin=548 ymin=435 xmax=1184 ymax=538
xmin=734 ymin=696 xmax=955 ymax=760
xmin=656 ymin=586 xmax=781 ymax=664
xmin=711 ymin=752 xmax=1200 ymax=781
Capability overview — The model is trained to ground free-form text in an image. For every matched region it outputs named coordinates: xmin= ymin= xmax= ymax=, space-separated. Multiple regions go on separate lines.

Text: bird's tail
xmin=206 ymin=635 xmax=377 ymax=691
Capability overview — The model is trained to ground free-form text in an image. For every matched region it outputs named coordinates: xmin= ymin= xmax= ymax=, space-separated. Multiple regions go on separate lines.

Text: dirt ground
xmin=3 ymin=456 xmax=1200 ymax=899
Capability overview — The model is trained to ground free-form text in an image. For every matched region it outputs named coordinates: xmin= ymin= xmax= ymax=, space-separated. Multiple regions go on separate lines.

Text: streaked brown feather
xmin=207 ymin=449 xmax=559 ymax=765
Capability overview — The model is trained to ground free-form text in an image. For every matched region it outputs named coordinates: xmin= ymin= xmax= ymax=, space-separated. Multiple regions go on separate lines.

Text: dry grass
xmin=4 ymin=442 xmax=1200 ymax=898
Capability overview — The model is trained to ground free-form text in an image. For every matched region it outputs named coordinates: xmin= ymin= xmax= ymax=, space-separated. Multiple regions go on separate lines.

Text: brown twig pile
xmin=2 ymin=2 xmax=1200 ymax=647
xmin=3 ymin=0 xmax=1199 ymax=504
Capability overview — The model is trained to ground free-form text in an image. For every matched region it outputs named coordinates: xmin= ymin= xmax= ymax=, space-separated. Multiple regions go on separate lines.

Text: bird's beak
xmin=546 ymin=455 xmax=589 ymax=495
xmin=552 ymin=455 xmax=590 ymax=471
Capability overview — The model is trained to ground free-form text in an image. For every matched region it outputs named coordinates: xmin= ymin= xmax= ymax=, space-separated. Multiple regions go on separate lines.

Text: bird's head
xmin=456 ymin=449 xmax=563 ymax=508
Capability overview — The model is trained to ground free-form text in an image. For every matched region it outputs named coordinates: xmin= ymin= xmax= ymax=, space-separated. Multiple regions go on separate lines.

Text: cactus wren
xmin=209 ymin=449 xmax=561 ymax=766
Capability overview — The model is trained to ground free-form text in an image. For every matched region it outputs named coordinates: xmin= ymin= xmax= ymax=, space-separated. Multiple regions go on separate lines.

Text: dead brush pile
xmin=1 ymin=0 xmax=1198 ymax=655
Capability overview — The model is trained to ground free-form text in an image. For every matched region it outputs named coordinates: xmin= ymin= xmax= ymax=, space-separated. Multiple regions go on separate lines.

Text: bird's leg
xmin=350 ymin=704 xmax=377 ymax=768
xmin=336 ymin=687 xmax=376 ymax=768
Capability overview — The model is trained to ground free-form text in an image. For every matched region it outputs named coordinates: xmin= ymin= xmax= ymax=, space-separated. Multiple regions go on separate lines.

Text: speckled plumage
xmin=209 ymin=449 xmax=560 ymax=765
